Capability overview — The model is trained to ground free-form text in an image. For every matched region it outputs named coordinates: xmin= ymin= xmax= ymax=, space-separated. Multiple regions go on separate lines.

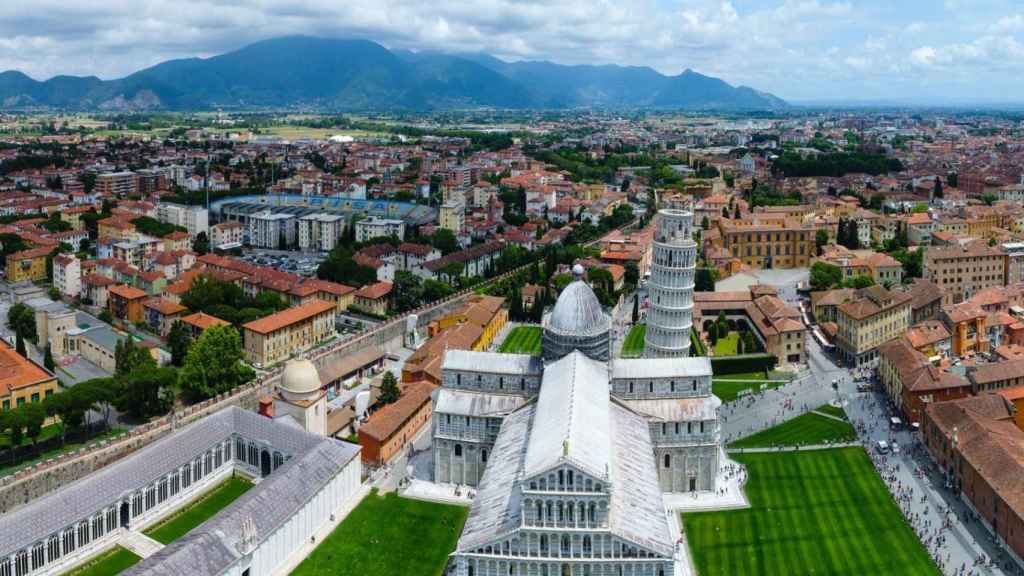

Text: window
xmin=664 ymin=454 xmax=671 ymax=468
xmin=454 ymin=444 xmax=463 ymax=457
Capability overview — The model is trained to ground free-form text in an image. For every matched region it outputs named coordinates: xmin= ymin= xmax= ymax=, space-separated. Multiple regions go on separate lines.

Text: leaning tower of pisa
xmin=644 ymin=203 xmax=698 ymax=357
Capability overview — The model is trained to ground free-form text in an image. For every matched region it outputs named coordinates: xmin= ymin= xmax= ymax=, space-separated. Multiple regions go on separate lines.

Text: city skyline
xmin=2 ymin=1 xmax=1024 ymax=106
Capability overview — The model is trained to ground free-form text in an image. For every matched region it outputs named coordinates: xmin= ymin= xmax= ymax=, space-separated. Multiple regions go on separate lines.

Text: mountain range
xmin=0 ymin=36 xmax=787 ymax=111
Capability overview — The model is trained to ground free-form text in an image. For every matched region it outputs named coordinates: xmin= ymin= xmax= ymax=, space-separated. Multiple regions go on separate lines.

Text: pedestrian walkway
xmin=119 ymin=530 xmax=164 ymax=559
xmin=727 ymin=441 xmax=860 ymax=454
xmin=400 ymin=479 xmax=474 ymax=506
xmin=809 ymin=409 xmax=849 ymax=423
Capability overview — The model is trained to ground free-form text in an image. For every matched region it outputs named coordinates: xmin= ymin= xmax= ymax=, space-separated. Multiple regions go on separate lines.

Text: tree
xmin=736 ymin=333 xmax=745 ymax=355
xmin=815 ymin=229 xmax=829 ymax=256
xmin=379 ymin=371 xmax=400 ymax=405
xmin=192 ymin=231 xmax=210 ymax=255
xmin=4 ymin=410 xmax=23 ymax=463
xmin=933 ymin=178 xmax=943 ymax=200
xmin=947 ymin=172 xmax=958 ymax=188
xmin=167 ymin=321 xmax=192 ymax=367
xmin=721 ymin=206 xmax=729 ymax=218
xmin=431 ymin=229 xmax=459 ymax=255
xmin=7 ymin=302 xmax=36 ymax=343
xmin=178 ymin=325 xmax=254 ymax=401
xmin=743 ymin=330 xmax=758 ymax=353
xmin=624 ymin=262 xmax=639 ymax=287
xmin=982 ymin=192 xmax=997 ymax=206
xmin=694 ymin=268 xmax=718 ymax=292
xmin=810 ymin=261 xmax=844 ymax=291
xmin=22 ymin=402 xmax=46 ymax=452
xmin=733 ymin=205 xmax=741 ymax=219
xmin=632 ymin=294 xmax=639 ymax=324
xmin=716 ymin=311 xmax=729 ymax=339
xmin=509 ymin=284 xmax=524 ymax=321
xmin=847 ymin=275 xmax=875 ymax=289
xmin=115 ymin=337 xmax=156 ymax=376
xmin=391 ymin=271 xmax=424 ymax=313
xmin=98 ymin=310 xmax=113 ymax=324
xmin=43 ymin=344 xmax=54 ymax=372
xmin=708 ymin=323 xmax=719 ymax=346
xmin=117 ymin=366 xmax=176 ymax=419
xmin=701 ymin=216 xmax=710 ymax=230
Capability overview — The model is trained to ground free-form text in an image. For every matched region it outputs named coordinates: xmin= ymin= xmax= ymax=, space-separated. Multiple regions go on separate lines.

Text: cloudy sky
xmin=1 ymin=0 xmax=1022 ymax=103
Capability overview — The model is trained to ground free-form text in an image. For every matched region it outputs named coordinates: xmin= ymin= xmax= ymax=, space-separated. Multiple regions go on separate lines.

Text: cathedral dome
xmin=280 ymin=359 xmax=322 ymax=401
xmin=542 ymin=268 xmax=611 ymax=362
xmin=547 ymin=280 xmax=609 ymax=337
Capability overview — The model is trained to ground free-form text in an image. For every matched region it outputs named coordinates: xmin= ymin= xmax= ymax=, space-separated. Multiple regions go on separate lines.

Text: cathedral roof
xmin=545 ymin=280 xmax=610 ymax=338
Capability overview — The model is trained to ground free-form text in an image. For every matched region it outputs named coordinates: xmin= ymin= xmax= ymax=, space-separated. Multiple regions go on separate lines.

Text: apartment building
xmin=439 ymin=202 xmax=465 ymax=235
xmin=715 ymin=217 xmax=818 ymax=269
xmin=0 ymin=339 xmax=58 ymax=412
xmin=297 ymin=213 xmax=346 ymax=252
xmin=52 ymin=253 xmax=81 ymax=298
xmin=242 ymin=299 xmax=337 ymax=367
xmin=6 ymin=247 xmax=52 ymax=282
xmin=924 ymin=242 xmax=1007 ymax=306
xmin=1003 ymin=242 xmax=1024 ymax=285
xmin=248 ymin=210 xmax=296 ymax=249
xmin=156 ymin=202 xmax=209 ymax=237
xmin=835 ymin=285 xmax=913 ymax=367
xmin=210 ymin=221 xmax=244 ymax=249
xmin=94 ymin=171 xmax=137 ymax=197
xmin=108 ymin=284 xmax=148 ymax=324
xmin=355 ymin=217 xmax=405 ymax=242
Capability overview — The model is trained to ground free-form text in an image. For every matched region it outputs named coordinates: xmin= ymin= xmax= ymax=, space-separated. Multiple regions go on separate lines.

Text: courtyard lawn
xmin=729 ymin=410 xmax=857 ymax=449
xmin=63 ymin=545 xmax=141 ymax=576
xmin=684 ymin=448 xmax=939 ymax=576
xmin=498 ymin=326 xmax=542 ymax=355
xmin=144 ymin=475 xmax=253 ymax=544
xmin=291 ymin=490 xmax=467 ymax=576
xmin=712 ymin=380 xmax=784 ymax=403
xmin=712 ymin=332 xmax=740 ymax=355
xmin=621 ymin=324 xmax=646 ymax=358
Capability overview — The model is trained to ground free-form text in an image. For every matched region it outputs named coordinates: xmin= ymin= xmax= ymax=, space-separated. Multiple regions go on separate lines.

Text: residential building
xmin=156 ymin=203 xmax=209 ymax=238
xmin=352 ymin=282 xmax=393 ymax=316
xmin=923 ymin=395 xmax=1024 ymax=565
xmin=143 ymin=298 xmax=188 ymax=337
xmin=52 ymin=253 xmax=81 ymax=299
xmin=1004 ymin=242 xmax=1024 ymax=285
xmin=439 ymin=202 xmax=465 ymax=235
xmin=924 ymin=242 xmax=1007 ymax=306
xmin=242 ymin=299 xmax=337 ymax=367
xmin=6 ymin=247 xmax=51 ymax=282
xmin=940 ymin=303 xmax=989 ymax=358
xmin=903 ymin=278 xmax=944 ymax=324
xmin=906 ymin=212 xmax=935 ymax=245
xmin=297 ymin=214 xmax=346 ymax=252
xmin=835 ymin=285 xmax=912 ymax=367
xmin=210 ymin=221 xmax=244 ymax=249
xmin=178 ymin=311 xmax=230 ymax=339
xmin=878 ymin=337 xmax=970 ymax=424
xmin=967 ymin=358 xmax=1024 ymax=393
xmin=82 ymin=274 xmax=116 ymax=309
xmin=94 ymin=171 xmax=137 ymax=197
xmin=248 ymin=210 xmax=296 ymax=249
xmin=354 ymin=217 xmax=405 ymax=242
xmin=108 ymin=284 xmax=148 ymax=324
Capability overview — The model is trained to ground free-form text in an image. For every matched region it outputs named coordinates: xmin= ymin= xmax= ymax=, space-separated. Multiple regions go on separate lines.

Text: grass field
xmin=713 ymin=332 xmax=740 ymax=355
xmin=291 ymin=490 xmax=467 ymax=576
xmin=63 ymin=545 xmax=141 ymax=576
xmin=817 ymin=403 xmax=849 ymax=420
xmin=729 ymin=410 xmax=857 ymax=449
xmin=261 ymin=125 xmax=386 ymax=140
xmin=498 ymin=326 xmax=542 ymax=355
xmin=144 ymin=476 xmax=253 ymax=544
xmin=621 ymin=324 xmax=646 ymax=357
xmin=712 ymin=380 xmax=784 ymax=403
xmin=684 ymin=448 xmax=939 ymax=576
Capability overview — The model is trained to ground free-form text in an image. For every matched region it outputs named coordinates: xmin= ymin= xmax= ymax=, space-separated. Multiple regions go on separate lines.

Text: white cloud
xmin=995 ymin=14 xmax=1024 ymax=33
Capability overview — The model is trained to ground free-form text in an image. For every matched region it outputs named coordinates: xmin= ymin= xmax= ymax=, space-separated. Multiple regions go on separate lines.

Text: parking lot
xmin=238 ymin=249 xmax=327 ymax=276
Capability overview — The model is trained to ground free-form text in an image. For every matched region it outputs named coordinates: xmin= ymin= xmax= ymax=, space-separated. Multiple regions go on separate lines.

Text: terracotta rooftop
xmin=142 ymin=298 xmax=187 ymax=316
xmin=109 ymin=284 xmax=148 ymax=300
xmin=358 ymin=380 xmax=437 ymax=442
xmin=355 ymin=281 xmax=393 ymax=301
xmin=242 ymin=299 xmax=335 ymax=335
xmin=0 ymin=340 xmax=54 ymax=397
xmin=179 ymin=311 xmax=230 ymax=331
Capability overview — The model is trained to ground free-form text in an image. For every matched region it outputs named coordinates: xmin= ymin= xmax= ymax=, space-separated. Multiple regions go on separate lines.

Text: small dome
xmin=280 ymin=359 xmax=322 ymax=398
xmin=572 ymin=263 xmax=585 ymax=278
xmin=547 ymin=280 xmax=609 ymax=337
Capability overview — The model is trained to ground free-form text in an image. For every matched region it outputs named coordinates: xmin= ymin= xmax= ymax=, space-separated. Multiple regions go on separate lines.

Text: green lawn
xmin=729 ymin=411 xmax=857 ymax=449
xmin=621 ymin=324 xmax=646 ymax=357
xmin=291 ymin=490 xmax=467 ymax=576
xmin=684 ymin=448 xmax=939 ymax=576
xmin=713 ymin=332 xmax=740 ymax=355
xmin=712 ymin=380 xmax=784 ymax=403
xmin=144 ymin=476 xmax=253 ymax=544
xmin=0 ymin=427 xmax=127 ymax=478
xmin=63 ymin=545 xmax=141 ymax=576
xmin=816 ymin=404 xmax=849 ymax=420
xmin=0 ymin=422 xmax=61 ymax=449
xmin=498 ymin=326 xmax=542 ymax=355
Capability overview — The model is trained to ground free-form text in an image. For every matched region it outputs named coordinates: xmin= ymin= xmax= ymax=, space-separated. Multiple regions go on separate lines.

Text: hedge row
xmin=690 ymin=331 xmax=706 ymax=356
xmin=710 ymin=353 xmax=778 ymax=375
